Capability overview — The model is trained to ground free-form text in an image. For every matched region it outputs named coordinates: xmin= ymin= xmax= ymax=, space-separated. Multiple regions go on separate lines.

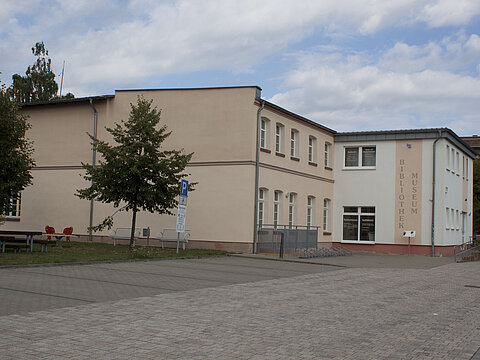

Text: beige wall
xmin=4 ymin=87 xmax=335 ymax=248
xmin=394 ymin=140 xmax=423 ymax=245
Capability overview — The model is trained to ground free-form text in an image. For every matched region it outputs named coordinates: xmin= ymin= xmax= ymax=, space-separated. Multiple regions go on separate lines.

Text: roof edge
xmin=259 ymin=100 xmax=336 ymax=135
xmin=335 ymin=128 xmax=477 ymax=159
xmin=115 ymin=85 xmax=262 ymax=92
xmin=22 ymin=95 xmax=115 ymax=107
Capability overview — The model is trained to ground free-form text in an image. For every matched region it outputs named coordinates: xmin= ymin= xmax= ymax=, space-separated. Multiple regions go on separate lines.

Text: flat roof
xmin=115 ymin=85 xmax=262 ymax=92
xmin=335 ymin=128 xmax=477 ymax=159
xmin=22 ymin=95 xmax=115 ymax=107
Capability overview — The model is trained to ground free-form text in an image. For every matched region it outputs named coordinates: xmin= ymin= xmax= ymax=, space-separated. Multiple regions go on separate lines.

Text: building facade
xmin=2 ymin=86 xmax=475 ymax=255
xmin=333 ymin=130 xmax=475 ymax=256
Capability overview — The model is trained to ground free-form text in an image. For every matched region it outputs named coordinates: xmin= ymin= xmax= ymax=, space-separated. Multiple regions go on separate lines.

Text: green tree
xmin=0 ymin=83 xmax=35 ymax=220
xmin=77 ymin=97 xmax=194 ymax=249
xmin=9 ymin=42 xmax=74 ymax=103
xmin=473 ymin=157 xmax=480 ymax=235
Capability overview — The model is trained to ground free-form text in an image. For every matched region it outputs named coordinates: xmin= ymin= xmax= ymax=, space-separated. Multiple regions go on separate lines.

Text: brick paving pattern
xmin=0 ymin=257 xmax=479 ymax=359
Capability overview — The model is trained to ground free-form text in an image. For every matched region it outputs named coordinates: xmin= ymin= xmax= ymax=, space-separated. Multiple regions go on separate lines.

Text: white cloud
xmin=2 ymin=0 xmax=480 ymax=95
xmin=270 ymin=36 xmax=480 ymax=135
xmin=419 ymin=0 xmax=480 ymax=27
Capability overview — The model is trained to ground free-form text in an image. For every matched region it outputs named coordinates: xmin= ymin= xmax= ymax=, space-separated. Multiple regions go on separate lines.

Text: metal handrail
xmin=454 ymin=235 xmax=480 ymax=262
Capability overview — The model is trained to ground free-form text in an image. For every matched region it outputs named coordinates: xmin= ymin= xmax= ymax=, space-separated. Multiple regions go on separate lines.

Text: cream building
xmin=2 ymin=86 xmax=475 ymax=255
xmin=3 ymin=86 xmax=335 ymax=252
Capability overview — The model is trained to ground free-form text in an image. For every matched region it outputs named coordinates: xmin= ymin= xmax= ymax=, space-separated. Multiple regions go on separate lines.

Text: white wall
xmin=333 ymin=141 xmax=396 ymax=244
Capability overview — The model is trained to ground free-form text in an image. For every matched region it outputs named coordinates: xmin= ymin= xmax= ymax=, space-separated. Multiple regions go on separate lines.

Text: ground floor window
xmin=4 ymin=193 xmax=21 ymax=218
xmin=343 ymin=206 xmax=375 ymax=241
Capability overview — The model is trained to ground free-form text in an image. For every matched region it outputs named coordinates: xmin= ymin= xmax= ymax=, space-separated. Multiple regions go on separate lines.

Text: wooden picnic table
xmin=0 ymin=230 xmax=43 ymax=253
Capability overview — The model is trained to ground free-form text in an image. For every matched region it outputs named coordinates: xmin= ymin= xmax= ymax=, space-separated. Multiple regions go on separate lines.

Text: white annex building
xmin=2 ymin=86 xmax=476 ymax=256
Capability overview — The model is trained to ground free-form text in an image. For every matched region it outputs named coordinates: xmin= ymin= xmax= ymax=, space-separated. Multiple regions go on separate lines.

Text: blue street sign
xmin=180 ymin=179 xmax=189 ymax=197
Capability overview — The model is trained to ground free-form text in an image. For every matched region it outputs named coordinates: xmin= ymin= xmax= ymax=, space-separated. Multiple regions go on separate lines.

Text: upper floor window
xmin=324 ymin=142 xmax=331 ymax=168
xmin=344 ymin=146 xmax=376 ymax=168
xmin=308 ymin=136 xmax=317 ymax=163
xmin=260 ymin=117 xmax=270 ymax=149
xmin=290 ymin=129 xmax=299 ymax=158
xmin=451 ymin=148 xmax=455 ymax=172
xmin=275 ymin=123 xmax=285 ymax=154
xmin=307 ymin=196 xmax=315 ymax=227
xmin=446 ymin=145 xmax=450 ymax=170
xmin=456 ymin=151 xmax=460 ymax=174
xmin=4 ymin=193 xmax=21 ymax=218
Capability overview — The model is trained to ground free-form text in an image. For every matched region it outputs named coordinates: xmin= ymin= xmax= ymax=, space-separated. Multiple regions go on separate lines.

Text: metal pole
xmin=88 ymin=99 xmax=98 ymax=242
xmin=431 ymin=130 xmax=442 ymax=256
xmin=253 ymin=100 xmax=265 ymax=254
xmin=176 ymin=232 xmax=180 ymax=254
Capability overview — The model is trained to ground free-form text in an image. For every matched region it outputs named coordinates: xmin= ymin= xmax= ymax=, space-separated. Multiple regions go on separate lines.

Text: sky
xmin=0 ymin=0 xmax=479 ymax=135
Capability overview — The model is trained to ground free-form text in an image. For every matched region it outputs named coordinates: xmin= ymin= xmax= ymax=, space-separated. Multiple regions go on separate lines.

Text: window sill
xmin=290 ymin=156 xmax=300 ymax=162
xmin=4 ymin=217 xmax=20 ymax=222
xmin=323 ymin=231 xmax=332 ymax=236
xmin=342 ymin=166 xmax=376 ymax=171
xmin=308 ymin=162 xmax=317 ymax=167
xmin=260 ymin=148 xmax=271 ymax=154
xmin=341 ymin=240 xmax=375 ymax=244
xmin=275 ymin=152 xmax=285 ymax=158
xmin=324 ymin=166 xmax=333 ymax=171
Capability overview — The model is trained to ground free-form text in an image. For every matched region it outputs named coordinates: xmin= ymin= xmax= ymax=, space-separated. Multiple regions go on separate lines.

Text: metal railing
xmin=454 ymin=235 xmax=480 ymax=262
xmin=256 ymin=224 xmax=320 ymax=258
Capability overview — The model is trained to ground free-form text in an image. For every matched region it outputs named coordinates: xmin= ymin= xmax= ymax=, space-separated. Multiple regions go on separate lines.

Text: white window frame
xmin=451 ymin=148 xmax=455 ymax=172
xmin=275 ymin=123 xmax=284 ymax=154
xmin=344 ymin=146 xmax=376 ymax=169
xmin=446 ymin=207 xmax=450 ymax=229
xmin=308 ymin=136 xmax=317 ymax=163
xmin=456 ymin=210 xmax=460 ymax=230
xmin=290 ymin=129 xmax=299 ymax=158
xmin=260 ymin=117 xmax=270 ymax=150
xmin=342 ymin=206 xmax=376 ymax=242
xmin=258 ymin=188 xmax=268 ymax=227
xmin=324 ymin=142 xmax=331 ymax=168
xmin=273 ymin=190 xmax=282 ymax=227
xmin=456 ymin=151 xmax=460 ymax=175
xmin=446 ymin=145 xmax=450 ymax=170
xmin=5 ymin=193 xmax=21 ymax=218
xmin=323 ymin=199 xmax=331 ymax=232
xmin=288 ymin=193 xmax=296 ymax=227
xmin=450 ymin=208 xmax=455 ymax=230
xmin=307 ymin=196 xmax=315 ymax=227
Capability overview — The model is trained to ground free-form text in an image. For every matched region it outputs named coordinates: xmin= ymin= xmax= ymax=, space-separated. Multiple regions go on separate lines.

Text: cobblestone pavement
xmin=1 ymin=258 xmax=479 ymax=359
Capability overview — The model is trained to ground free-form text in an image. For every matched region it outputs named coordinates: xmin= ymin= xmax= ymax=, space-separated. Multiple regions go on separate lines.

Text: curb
xmin=231 ymin=253 xmax=349 ymax=268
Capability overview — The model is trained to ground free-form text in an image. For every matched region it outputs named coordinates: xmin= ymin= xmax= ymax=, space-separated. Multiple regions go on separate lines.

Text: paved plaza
xmin=0 ymin=255 xmax=479 ymax=359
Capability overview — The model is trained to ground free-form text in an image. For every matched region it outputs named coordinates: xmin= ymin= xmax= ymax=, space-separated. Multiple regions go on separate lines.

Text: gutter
xmin=431 ymin=130 xmax=442 ymax=256
xmin=253 ymin=100 xmax=265 ymax=254
xmin=88 ymin=99 xmax=98 ymax=242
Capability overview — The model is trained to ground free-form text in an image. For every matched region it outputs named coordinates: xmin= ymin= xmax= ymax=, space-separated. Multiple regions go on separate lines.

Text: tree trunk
xmin=129 ymin=203 xmax=137 ymax=250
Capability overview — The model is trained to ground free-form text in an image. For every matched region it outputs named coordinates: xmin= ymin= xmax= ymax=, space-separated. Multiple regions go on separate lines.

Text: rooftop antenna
xmin=59 ymin=60 xmax=65 ymax=97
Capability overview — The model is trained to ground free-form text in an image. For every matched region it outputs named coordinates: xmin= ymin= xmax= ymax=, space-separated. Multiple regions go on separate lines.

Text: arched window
xmin=307 ymin=196 xmax=315 ymax=227
xmin=273 ymin=190 xmax=282 ymax=227
xmin=258 ymin=188 xmax=268 ymax=227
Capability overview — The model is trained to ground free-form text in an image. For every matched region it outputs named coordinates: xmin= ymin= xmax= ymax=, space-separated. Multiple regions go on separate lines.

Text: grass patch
xmin=0 ymin=241 xmax=230 ymax=266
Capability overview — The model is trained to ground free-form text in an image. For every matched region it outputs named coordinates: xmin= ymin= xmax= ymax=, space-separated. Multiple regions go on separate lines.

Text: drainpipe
xmin=88 ymin=99 xmax=98 ymax=242
xmin=431 ymin=130 xmax=442 ymax=256
xmin=253 ymin=100 xmax=265 ymax=254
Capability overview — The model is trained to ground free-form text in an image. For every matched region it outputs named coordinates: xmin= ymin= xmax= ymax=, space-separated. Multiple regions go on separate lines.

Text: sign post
xmin=403 ymin=231 xmax=416 ymax=256
xmin=175 ymin=179 xmax=189 ymax=253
